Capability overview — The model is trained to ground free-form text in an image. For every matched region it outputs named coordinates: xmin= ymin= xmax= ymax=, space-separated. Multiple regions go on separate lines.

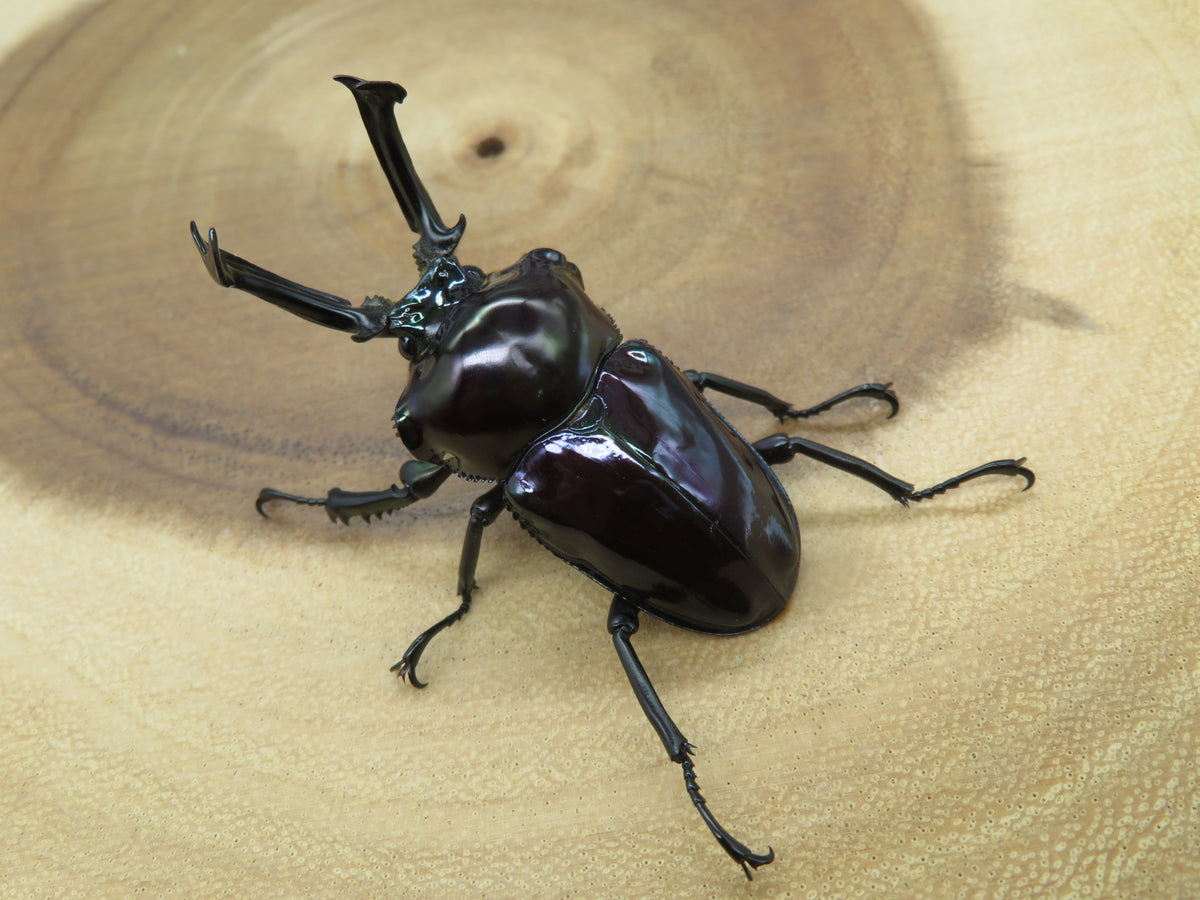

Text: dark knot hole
xmin=475 ymin=135 xmax=506 ymax=159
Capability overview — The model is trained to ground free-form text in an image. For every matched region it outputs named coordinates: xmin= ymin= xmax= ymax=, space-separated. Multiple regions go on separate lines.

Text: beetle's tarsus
xmin=907 ymin=458 xmax=1035 ymax=503
xmin=391 ymin=596 xmax=474 ymax=689
xmin=780 ymin=381 xmax=899 ymax=421
xmin=687 ymin=372 xmax=899 ymax=424
xmin=255 ymin=488 xmax=328 ymax=518
xmin=681 ymin=739 xmax=774 ymax=879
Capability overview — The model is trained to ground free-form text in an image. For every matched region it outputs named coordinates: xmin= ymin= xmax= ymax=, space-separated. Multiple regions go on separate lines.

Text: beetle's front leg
xmin=685 ymin=370 xmax=899 ymax=421
xmin=391 ymin=483 xmax=507 ymax=688
xmin=256 ymin=459 xmax=452 ymax=523
xmin=607 ymin=596 xmax=775 ymax=879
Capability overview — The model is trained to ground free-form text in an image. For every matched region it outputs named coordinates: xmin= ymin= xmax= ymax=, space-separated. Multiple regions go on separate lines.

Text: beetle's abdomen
xmin=395 ymin=250 xmax=621 ymax=480
xmin=505 ymin=341 xmax=800 ymax=634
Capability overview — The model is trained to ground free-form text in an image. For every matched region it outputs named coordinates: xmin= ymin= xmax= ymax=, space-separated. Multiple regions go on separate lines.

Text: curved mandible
xmin=335 ymin=75 xmax=466 ymax=270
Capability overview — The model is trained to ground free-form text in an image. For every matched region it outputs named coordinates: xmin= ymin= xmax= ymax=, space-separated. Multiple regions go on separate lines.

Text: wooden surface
xmin=1 ymin=1 xmax=1197 ymax=897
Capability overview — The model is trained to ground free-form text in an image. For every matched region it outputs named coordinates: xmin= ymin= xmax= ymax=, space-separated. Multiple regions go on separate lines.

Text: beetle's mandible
xmin=190 ymin=76 xmax=1034 ymax=879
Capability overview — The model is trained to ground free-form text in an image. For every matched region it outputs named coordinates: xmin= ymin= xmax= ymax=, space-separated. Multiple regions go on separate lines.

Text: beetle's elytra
xmin=190 ymin=76 xmax=1034 ymax=878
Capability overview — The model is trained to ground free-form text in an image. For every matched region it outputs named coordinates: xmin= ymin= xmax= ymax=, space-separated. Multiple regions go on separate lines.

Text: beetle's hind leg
xmin=685 ymin=371 xmax=899 ymax=421
xmin=607 ymin=596 xmax=774 ymax=879
xmin=391 ymin=483 xmax=507 ymax=688
xmin=753 ymin=434 xmax=1034 ymax=504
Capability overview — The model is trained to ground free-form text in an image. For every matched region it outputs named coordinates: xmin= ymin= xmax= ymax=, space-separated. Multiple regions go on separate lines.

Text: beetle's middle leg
xmin=753 ymin=434 xmax=1034 ymax=504
xmin=607 ymin=596 xmax=775 ymax=880
xmin=391 ymin=483 xmax=507 ymax=688
xmin=685 ymin=371 xmax=899 ymax=421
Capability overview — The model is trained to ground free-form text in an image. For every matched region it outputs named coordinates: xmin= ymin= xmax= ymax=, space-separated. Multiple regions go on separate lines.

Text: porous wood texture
xmin=1 ymin=2 xmax=1196 ymax=897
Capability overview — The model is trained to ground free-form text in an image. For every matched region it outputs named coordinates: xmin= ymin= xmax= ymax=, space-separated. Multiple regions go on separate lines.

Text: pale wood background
xmin=1 ymin=2 xmax=1197 ymax=897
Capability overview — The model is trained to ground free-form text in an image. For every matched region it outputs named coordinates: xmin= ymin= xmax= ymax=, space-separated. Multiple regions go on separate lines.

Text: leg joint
xmin=752 ymin=433 xmax=794 ymax=466
xmin=607 ymin=596 xmax=641 ymax=636
xmin=469 ymin=482 xmax=508 ymax=527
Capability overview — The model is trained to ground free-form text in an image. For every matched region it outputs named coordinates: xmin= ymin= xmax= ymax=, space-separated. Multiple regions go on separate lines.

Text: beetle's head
xmin=384 ymin=256 xmax=485 ymax=359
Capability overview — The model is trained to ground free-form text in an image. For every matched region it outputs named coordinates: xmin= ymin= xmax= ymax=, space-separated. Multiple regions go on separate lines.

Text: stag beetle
xmin=189 ymin=76 xmax=1034 ymax=878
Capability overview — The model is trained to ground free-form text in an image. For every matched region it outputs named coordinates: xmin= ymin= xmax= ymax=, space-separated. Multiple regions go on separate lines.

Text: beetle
xmin=189 ymin=76 xmax=1034 ymax=878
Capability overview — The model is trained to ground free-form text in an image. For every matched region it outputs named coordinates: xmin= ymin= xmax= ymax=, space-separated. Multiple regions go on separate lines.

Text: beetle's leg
xmin=685 ymin=371 xmax=899 ymax=422
xmin=190 ymin=222 xmax=388 ymax=340
xmin=391 ymin=483 xmax=507 ymax=688
xmin=753 ymin=434 xmax=1034 ymax=505
xmin=607 ymin=596 xmax=775 ymax=879
xmin=256 ymin=460 xmax=452 ymax=524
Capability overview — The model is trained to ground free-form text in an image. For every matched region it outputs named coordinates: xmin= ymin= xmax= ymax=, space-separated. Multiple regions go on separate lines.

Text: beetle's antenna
xmin=335 ymin=76 xmax=465 ymax=271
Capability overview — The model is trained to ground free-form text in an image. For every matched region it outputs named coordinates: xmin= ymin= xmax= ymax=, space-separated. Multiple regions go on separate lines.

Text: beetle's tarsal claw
xmin=391 ymin=632 xmax=432 ymax=688
xmin=878 ymin=382 xmax=900 ymax=419
xmin=1012 ymin=457 xmax=1036 ymax=491
xmin=740 ymin=846 xmax=776 ymax=880
xmin=390 ymin=658 xmax=428 ymax=689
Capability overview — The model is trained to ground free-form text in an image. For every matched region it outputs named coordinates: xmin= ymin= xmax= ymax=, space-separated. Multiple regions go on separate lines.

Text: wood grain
xmin=1 ymin=1 xmax=1196 ymax=897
